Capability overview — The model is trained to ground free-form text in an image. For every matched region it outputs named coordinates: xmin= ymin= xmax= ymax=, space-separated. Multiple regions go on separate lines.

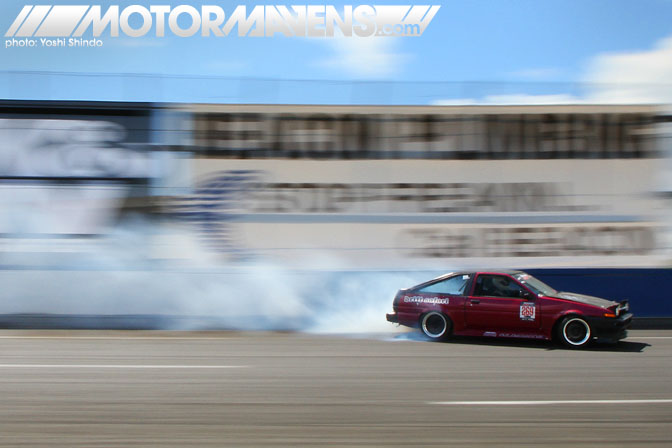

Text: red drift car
xmin=386 ymin=270 xmax=632 ymax=348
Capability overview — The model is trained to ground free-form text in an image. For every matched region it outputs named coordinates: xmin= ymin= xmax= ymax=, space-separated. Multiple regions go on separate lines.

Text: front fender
xmin=547 ymin=309 xmax=588 ymax=339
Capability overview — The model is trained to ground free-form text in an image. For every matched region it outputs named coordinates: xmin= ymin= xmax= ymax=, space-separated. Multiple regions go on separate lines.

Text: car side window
xmin=473 ymin=275 xmax=525 ymax=298
xmin=417 ymin=275 xmax=470 ymax=295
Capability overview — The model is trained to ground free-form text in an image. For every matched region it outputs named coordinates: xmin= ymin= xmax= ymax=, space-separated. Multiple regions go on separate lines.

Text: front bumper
xmin=386 ymin=313 xmax=399 ymax=323
xmin=587 ymin=312 xmax=633 ymax=342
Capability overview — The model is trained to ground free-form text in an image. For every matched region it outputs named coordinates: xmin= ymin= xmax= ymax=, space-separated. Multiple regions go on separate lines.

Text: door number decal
xmin=520 ymin=302 xmax=536 ymax=321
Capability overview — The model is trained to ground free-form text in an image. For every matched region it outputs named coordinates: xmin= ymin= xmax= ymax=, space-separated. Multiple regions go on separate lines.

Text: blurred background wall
xmin=171 ymin=103 xmax=665 ymax=269
xmin=1 ymin=98 xmax=671 ymax=320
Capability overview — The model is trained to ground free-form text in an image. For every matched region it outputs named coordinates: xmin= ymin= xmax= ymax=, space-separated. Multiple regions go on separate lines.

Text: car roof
xmin=480 ymin=269 xmax=525 ymax=275
xmin=405 ymin=269 xmax=527 ymax=290
xmin=438 ymin=269 xmax=525 ymax=277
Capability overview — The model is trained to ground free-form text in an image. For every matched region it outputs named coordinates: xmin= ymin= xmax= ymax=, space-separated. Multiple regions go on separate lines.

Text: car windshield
xmin=513 ymin=273 xmax=557 ymax=296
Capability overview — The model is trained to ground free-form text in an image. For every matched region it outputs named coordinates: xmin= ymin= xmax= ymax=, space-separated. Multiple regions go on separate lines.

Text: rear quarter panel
xmin=395 ymin=291 xmax=467 ymax=330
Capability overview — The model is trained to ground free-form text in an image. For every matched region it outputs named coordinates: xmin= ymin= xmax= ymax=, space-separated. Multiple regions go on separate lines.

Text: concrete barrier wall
xmin=527 ymin=268 xmax=672 ymax=319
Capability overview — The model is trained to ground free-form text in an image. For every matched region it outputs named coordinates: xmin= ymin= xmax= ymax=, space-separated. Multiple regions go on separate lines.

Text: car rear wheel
xmin=420 ymin=312 xmax=451 ymax=342
xmin=558 ymin=316 xmax=592 ymax=348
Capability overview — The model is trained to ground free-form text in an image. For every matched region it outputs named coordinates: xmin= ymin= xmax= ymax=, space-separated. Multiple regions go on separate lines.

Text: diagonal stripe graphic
xmin=35 ymin=5 xmax=90 ymax=37
xmin=403 ymin=5 xmax=429 ymax=24
xmin=5 ymin=5 xmax=33 ymax=37
xmin=15 ymin=5 xmax=51 ymax=37
xmin=417 ymin=5 xmax=440 ymax=35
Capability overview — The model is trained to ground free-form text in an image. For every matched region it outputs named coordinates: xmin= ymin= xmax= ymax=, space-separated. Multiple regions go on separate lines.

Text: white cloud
xmin=432 ymin=34 xmax=672 ymax=106
xmin=430 ymin=98 xmax=478 ymax=106
xmin=482 ymin=93 xmax=581 ymax=105
xmin=318 ymin=37 xmax=409 ymax=79
xmin=430 ymin=94 xmax=581 ymax=106
xmin=583 ymin=35 xmax=672 ymax=104
xmin=509 ymin=67 xmax=562 ymax=81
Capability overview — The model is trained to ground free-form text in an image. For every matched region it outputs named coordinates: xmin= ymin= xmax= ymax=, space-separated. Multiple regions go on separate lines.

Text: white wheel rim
xmin=422 ymin=312 xmax=447 ymax=338
xmin=562 ymin=318 xmax=591 ymax=346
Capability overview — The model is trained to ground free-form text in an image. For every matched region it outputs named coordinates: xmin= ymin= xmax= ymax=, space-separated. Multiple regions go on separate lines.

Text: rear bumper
xmin=386 ymin=313 xmax=399 ymax=323
xmin=587 ymin=312 xmax=633 ymax=342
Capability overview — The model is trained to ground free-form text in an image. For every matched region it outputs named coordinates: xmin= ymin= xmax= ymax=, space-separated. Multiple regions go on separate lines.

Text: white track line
xmin=0 ymin=364 xmax=247 ymax=369
xmin=0 ymin=336 xmax=242 ymax=340
xmin=627 ymin=337 xmax=672 ymax=340
xmin=431 ymin=399 xmax=672 ymax=406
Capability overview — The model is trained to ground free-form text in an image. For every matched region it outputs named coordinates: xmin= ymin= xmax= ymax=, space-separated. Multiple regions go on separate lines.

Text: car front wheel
xmin=558 ymin=316 xmax=592 ymax=348
xmin=420 ymin=312 xmax=451 ymax=342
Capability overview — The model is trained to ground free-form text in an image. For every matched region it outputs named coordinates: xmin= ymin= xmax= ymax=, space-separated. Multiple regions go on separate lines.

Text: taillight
xmin=610 ymin=301 xmax=629 ymax=317
xmin=616 ymin=301 xmax=629 ymax=316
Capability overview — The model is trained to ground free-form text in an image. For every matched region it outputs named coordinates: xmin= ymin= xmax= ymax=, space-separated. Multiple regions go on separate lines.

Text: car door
xmin=465 ymin=274 xmax=540 ymax=332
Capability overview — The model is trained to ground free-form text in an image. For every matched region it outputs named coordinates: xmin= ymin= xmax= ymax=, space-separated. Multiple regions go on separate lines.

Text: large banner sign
xmin=161 ymin=158 xmax=666 ymax=269
xmin=191 ymin=107 xmax=655 ymax=160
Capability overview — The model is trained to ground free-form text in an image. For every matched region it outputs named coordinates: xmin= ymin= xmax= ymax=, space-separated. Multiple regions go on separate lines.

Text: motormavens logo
xmin=4 ymin=4 xmax=440 ymax=48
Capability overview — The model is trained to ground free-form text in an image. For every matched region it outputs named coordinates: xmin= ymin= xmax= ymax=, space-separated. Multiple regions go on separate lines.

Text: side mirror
xmin=520 ymin=290 xmax=534 ymax=300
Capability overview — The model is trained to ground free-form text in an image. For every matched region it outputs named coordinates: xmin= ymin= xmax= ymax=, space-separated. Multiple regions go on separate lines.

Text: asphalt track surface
xmin=0 ymin=330 xmax=670 ymax=447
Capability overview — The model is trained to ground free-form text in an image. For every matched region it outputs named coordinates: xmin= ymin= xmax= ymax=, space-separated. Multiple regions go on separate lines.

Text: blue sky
xmin=1 ymin=0 xmax=672 ymax=104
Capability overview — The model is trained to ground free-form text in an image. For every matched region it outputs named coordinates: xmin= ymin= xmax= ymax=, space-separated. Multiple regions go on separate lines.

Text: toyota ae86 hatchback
xmin=386 ymin=270 xmax=632 ymax=348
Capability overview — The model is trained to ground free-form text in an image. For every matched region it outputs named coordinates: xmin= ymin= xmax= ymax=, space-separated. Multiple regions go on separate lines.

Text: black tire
xmin=420 ymin=312 xmax=452 ymax=342
xmin=557 ymin=316 xmax=592 ymax=348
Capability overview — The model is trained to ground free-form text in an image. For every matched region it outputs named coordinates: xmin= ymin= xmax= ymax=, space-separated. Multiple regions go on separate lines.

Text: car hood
xmin=548 ymin=292 xmax=618 ymax=309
